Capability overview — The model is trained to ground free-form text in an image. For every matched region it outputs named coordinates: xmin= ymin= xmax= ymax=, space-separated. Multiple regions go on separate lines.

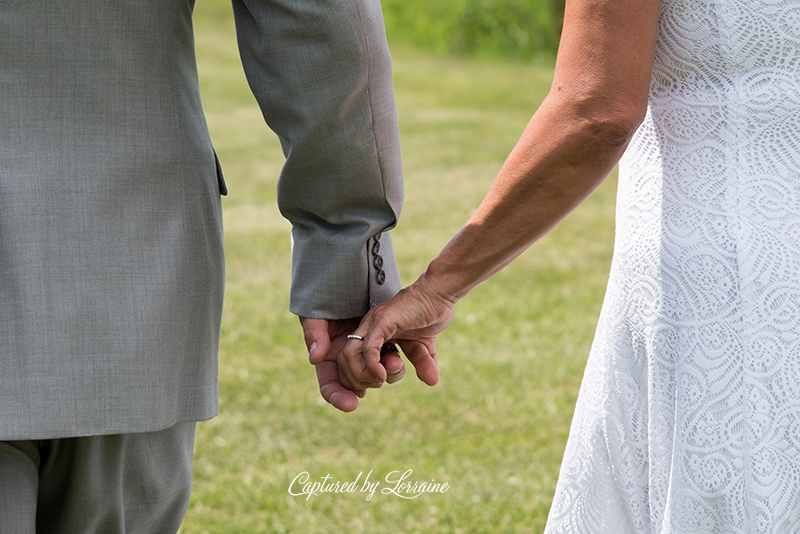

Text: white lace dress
xmin=544 ymin=0 xmax=800 ymax=532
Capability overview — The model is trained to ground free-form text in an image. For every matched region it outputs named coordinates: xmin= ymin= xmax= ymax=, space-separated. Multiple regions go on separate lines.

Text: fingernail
xmin=308 ymin=342 xmax=317 ymax=362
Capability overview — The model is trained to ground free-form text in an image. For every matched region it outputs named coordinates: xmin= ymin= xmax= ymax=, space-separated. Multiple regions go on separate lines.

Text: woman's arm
xmin=428 ymin=0 xmax=661 ymax=300
xmin=338 ymin=0 xmax=662 ymax=394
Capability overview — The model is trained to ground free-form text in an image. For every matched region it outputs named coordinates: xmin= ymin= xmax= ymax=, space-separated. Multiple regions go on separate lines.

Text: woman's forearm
xmin=418 ymin=0 xmax=661 ymax=304
xmin=337 ymin=0 xmax=661 ymax=396
xmin=423 ymin=92 xmax=642 ymax=302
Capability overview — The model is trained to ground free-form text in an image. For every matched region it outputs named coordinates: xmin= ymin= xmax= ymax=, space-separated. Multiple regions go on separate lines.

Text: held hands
xmin=337 ymin=274 xmax=456 ymax=394
xmin=301 ymin=274 xmax=456 ymax=412
xmin=300 ymin=317 xmax=406 ymax=412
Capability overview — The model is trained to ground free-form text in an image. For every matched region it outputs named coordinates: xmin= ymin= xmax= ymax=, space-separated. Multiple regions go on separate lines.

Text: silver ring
xmin=347 ymin=334 xmax=364 ymax=341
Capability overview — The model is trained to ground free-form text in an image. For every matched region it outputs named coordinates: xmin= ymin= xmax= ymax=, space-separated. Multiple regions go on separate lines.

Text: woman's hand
xmin=337 ymin=273 xmax=456 ymax=392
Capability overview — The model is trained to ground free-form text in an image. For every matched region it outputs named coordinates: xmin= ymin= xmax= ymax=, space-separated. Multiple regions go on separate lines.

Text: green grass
xmin=381 ymin=0 xmax=563 ymax=59
xmin=183 ymin=4 xmax=616 ymax=533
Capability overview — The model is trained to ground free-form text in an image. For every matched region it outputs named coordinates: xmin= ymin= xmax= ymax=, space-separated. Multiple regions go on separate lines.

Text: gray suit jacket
xmin=0 ymin=0 xmax=402 ymax=440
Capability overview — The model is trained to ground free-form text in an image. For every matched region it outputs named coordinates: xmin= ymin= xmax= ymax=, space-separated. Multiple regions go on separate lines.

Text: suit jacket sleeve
xmin=231 ymin=0 xmax=403 ymax=319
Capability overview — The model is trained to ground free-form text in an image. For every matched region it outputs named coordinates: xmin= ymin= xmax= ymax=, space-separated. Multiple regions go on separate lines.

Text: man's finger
xmin=316 ymin=360 xmax=360 ymax=412
xmin=300 ymin=317 xmax=330 ymax=365
xmin=380 ymin=344 xmax=405 ymax=384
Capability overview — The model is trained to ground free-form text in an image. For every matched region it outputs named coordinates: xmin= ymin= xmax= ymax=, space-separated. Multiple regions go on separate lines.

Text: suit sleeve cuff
xmin=288 ymin=229 xmax=401 ymax=319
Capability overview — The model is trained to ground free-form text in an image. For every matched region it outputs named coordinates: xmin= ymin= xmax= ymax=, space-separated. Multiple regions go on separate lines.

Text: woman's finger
xmin=397 ymin=339 xmax=440 ymax=386
xmin=338 ymin=337 xmax=385 ymax=390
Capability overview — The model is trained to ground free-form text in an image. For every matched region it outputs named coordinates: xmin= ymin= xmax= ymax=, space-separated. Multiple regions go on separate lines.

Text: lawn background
xmin=181 ymin=2 xmax=617 ymax=532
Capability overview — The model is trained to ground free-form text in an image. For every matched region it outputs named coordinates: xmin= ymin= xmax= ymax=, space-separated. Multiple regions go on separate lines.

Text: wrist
xmin=419 ymin=260 xmax=468 ymax=306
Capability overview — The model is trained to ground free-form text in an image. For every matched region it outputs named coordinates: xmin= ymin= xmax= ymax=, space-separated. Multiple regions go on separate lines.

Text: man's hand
xmin=300 ymin=317 xmax=406 ymax=412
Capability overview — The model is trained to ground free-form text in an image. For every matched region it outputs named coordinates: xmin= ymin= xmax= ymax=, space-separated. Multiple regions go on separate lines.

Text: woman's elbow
xmin=547 ymin=88 xmax=647 ymax=153
xmin=561 ymin=97 xmax=648 ymax=163
xmin=564 ymin=98 xmax=643 ymax=163
xmin=589 ymin=108 xmax=645 ymax=150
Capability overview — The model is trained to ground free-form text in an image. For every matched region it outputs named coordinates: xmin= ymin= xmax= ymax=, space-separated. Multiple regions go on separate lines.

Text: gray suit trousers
xmin=0 ymin=422 xmax=196 ymax=533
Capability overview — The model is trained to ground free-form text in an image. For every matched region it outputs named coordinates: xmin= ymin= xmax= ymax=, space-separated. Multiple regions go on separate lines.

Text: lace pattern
xmin=545 ymin=0 xmax=800 ymax=531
